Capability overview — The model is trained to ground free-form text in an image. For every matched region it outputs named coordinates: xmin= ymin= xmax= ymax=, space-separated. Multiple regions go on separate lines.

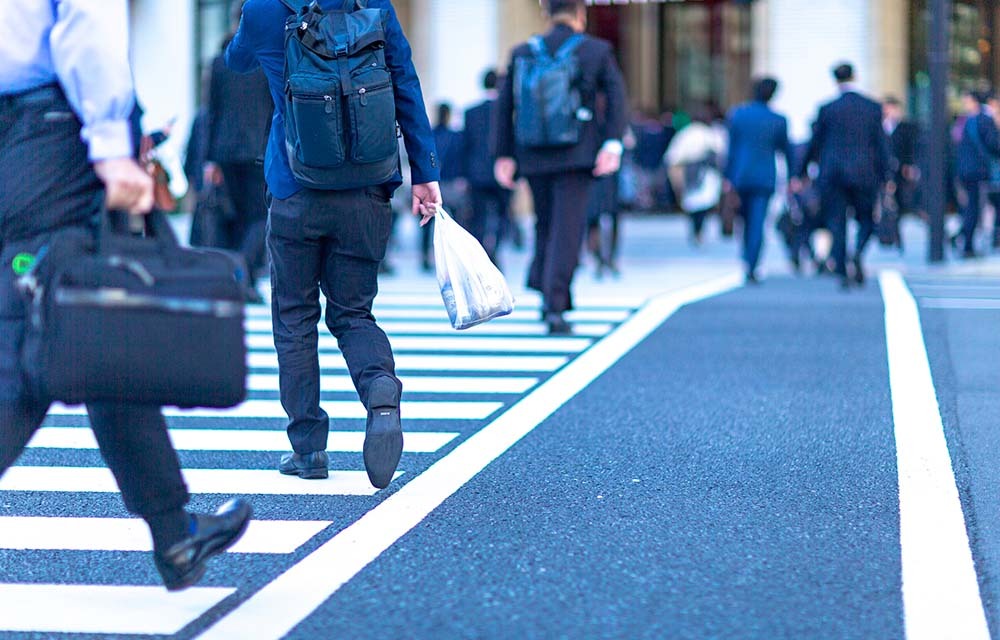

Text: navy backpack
xmin=280 ymin=0 xmax=399 ymax=190
xmin=513 ymin=34 xmax=585 ymax=149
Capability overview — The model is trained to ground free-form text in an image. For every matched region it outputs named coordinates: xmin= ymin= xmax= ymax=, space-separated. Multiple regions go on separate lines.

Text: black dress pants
xmin=467 ymin=186 xmax=509 ymax=267
xmin=0 ymin=86 xmax=188 ymax=519
xmin=220 ymin=162 xmax=268 ymax=285
xmin=820 ymin=180 xmax=877 ymax=276
xmin=267 ymin=186 xmax=400 ymax=454
xmin=527 ymin=171 xmax=594 ymax=314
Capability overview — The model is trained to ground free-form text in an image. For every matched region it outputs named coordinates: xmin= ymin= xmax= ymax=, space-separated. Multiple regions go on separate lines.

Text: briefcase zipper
xmin=53 ymin=288 xmax=244 ymax=318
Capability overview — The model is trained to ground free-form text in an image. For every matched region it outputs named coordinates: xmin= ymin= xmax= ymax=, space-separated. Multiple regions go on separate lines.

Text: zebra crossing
xmin=0 ymin=286 xmax=641 ymax=637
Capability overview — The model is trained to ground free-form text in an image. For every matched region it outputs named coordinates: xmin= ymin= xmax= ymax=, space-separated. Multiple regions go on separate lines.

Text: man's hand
xmin=789 ymin=177 xmax=803 ymax=194
xmin=94 ymin=157 xmax=155 ymax=215
xmin=593 ymin=149 xmax=621 ymax=177
xmin=412 ymin=181 xmax=442 ymax=227
xmin=204 ymin=162 xmax=224 ymax=186
xmin=494 ymin=157 xmax=517 ymax=190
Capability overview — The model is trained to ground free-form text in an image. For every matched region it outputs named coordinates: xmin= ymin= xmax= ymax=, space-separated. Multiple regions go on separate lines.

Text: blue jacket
xmin=800 ymin=91 xmax=890 ymax=191
xmin=433 ymin=125 xmax=465 ymax=183
xmin=956 ymin=112 xmax=1000 ymax=182
xmin=725 ymin=101 xmax=792 ymax=194
xmin=225 ymin=0 xmax=440 ymax=199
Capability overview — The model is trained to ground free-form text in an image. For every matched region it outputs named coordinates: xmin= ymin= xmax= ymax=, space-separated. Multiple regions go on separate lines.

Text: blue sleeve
xmin=225 ymin=6 xmax=260 ymax=73
xmin=50 ymin=0 xmax=135 ymax=161
xmin=382 ymin=3 xmax=440 ymax=185
xmin=778 ymin=116 xmax=793 ymax=180
xmin=724 ymin=111 xmax=738 ymax=181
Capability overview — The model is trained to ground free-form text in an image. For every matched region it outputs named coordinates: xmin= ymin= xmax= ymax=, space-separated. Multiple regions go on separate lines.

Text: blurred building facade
xmin=128 ymin=0 xmax=1000 ymax=156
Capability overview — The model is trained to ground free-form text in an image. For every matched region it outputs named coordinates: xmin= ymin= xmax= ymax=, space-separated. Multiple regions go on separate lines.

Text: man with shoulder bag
xmin=0 ymin=0 xmax=251 ymax=592
xmin=494 ymin=0 xmax=627 ymax=336
xmin=227 ymin=0 xmax=442 ymax=486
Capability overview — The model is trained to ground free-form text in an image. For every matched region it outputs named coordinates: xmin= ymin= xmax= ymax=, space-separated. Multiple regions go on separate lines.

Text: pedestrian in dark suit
xmin=0 ymin=1 xmax=250 ymax=591
xmin=205 ymin=10 xmax=273 ymax=301
xmin=883 ymin=96 xmax=922 ymax=214
xmin=795 ymin=63 xmax=890 ymax=289
xmin=425 ymin=103 xmax=465 ymax=271
xmin=227 ymin=0 xmax=441 ymax=487
xmin=463 ymin=69 xmax=511 ymax=268
xmin=725 ymin=77 xmax=792 ymax=284
xmin=495 ymin=0 xmax=627 ymax=335
xmin=955 ymin=90 xmax=1000 ymax=258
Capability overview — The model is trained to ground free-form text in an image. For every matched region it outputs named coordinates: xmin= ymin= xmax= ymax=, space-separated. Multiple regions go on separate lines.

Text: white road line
xmin=375 ymin=321 xmax=615 ymax=337
xmin=47 ymin=400 xmax=502 ymax=420
xmin=244 ymin=334 xmax=592 ymax=354
xmin=919 ymin=297 xmax=1000 ymax=310
xmin=242 ymin=299 xmax=639 ymax=317
xmin=879 ymin=271 xmax=990 ymax=640
xmin=0 ymin=517 xmax=330 ymax=554
xmin=0 ymin=584 xmax=235 ymax=635
xmin=247 ymin=352 xmax=568 ymax=372
xmin=246 ymin=373 xmax=537 ymax=394
xmin=243 ymin=309 xmax=629 ymax=331
xmin=0 ymin=467 xmax=397 ymax=496
xmin=27 ymin=428 xmax=458 ymax=453
xmin=198 ymin=273 xmax=742 ymax=640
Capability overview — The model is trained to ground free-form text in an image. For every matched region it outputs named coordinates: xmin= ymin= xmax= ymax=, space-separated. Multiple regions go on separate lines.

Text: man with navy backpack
xmin=227 ymin=0 xmax=441 ymax=487
xmin=494 ymin=0 xmax=627 ymax=335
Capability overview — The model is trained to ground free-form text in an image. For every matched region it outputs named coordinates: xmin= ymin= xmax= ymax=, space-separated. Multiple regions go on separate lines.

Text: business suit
xmin=463 ymin=98 xmax=510 ymax=266
xmin=956 ymin=112 xmax=1000 ymax=255
xmin=725 ymin=100 xmax=792 ymax=278
xmin=886 ymin=118 xmax=922 ymax=214
xmin=801 ymin=90 xmax=890 ymax=282
xmin=496 ymin=23 xmax=627 ymax=318
xmin=206 ymin=49 xmax=273 ymax=288
xmin=227 ymin=0 xmax=439 ymax=461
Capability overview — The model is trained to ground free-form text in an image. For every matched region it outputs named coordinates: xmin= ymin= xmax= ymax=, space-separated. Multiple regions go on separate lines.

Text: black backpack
xmin=280 ymin=0 xmax=400 ymax=190
xmin=513 ymin=34 xmax=585 ymax=149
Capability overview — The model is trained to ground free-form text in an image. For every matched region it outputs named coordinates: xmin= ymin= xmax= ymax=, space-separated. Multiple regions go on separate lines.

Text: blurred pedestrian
xmin=881 ymin=96 xmax=921 ymax=251
xmin=724 ymin=77 xmax=792 ymax=284
xmin=954 ymin=89 xmax=1000 ymax=258
xmin=463 ymin=69 xmax=512 ymax=269
xmin=0 ymin=0 xmax=251 ymax=591
xmin=204 ymin=5 xmax=274 ymax=302
xmin=665 ymin=104 xmax=726 ymax=246
xmin=795 ymin=63 xmax=890 ymax=289
xmin=427 ymin=102 xmax=465 ymax=271
xmin=630 ymin=109 xmax=674 ymax=210
xmin=227 ymin=0 xmax=441 ymax=487
xmin=495 ymin=0 xmax=627 ymax=335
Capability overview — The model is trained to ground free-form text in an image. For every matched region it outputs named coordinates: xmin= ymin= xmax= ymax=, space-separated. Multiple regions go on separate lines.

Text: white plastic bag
xmin=433 ymin=208 xmax=515 ymax=330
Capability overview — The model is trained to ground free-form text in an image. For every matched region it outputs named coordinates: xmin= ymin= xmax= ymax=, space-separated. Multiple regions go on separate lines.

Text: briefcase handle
xmin=94 ymin=195 xmax=180 ymax=255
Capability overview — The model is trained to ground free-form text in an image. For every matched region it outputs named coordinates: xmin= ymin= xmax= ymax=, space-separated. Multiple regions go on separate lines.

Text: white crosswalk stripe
xmin=3 ymin=293 xmax=633 ymax=635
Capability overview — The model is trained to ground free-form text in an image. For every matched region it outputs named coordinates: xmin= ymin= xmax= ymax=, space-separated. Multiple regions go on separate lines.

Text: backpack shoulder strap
xmin=527 ymin=36 xmax=550 ymax=61
xmin=280 ymin=0 xmax=310 ymax=14
xmin=554 ymin=34 xmax=585 ymax=60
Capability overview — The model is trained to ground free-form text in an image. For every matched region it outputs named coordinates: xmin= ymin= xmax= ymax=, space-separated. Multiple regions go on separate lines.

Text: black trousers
xmin=220 ymin=162 xmax=268 ymax=285
xmin=960 ymin=179 xmax=984 ymax=253
xmin=0 ymin=86 xmax=188 ymax=518
xmin=267 ymin=186 xmax=400 ymax=454
xmin=527 ymin=171 xmax=594 ymax=314
xmin=468 ymin=186 xmax=510 ymax=267
xmin=820 ymin=180 xmax=877 ymax=276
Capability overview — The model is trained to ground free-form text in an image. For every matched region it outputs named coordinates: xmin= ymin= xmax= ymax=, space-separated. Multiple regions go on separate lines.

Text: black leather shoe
xmin=852 ymin=259 xmax=866 ymax=285
xmin=545 ymin=312 xmax=572 ymax=335
xmin=154 ymin=499 xmax=252 ymax=592
xmin=279 ymin=451 xmax=329 ymax=480
xmin=364 ymin=376 xmax=403 ymax=489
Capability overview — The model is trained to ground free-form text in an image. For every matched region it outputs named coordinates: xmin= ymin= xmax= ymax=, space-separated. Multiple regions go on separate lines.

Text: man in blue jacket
xmin=955 ymin=89 xmax=1000 ymax=258
xmin=227 ymin=0 xmax=442 ymax=487
xmin=725 ymin=77 xmax=792 ymax=284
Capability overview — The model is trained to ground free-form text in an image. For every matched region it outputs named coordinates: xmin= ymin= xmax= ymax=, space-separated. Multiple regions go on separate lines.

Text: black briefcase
xmin=19 ymin=209 xmax=248 ymax=408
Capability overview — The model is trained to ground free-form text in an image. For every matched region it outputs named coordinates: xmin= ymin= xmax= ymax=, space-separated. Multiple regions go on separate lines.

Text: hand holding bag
xmin=432 ymin=208 xmax=515 ymax=330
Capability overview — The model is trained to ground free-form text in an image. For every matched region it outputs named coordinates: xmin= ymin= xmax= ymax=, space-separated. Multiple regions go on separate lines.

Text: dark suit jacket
xmin=956 ymin=112 xmax=1000 ymax=182
xmin=463 ymin=99 xmax=502 ymax=189
xmin=226 ymin=0 xmax=440 ymax=199
xmin=801 ymin=91 xmax=890 ymax=191
xmin=887 ymin=119 xmax=920 ymax=171
xmin=207 ymin=51 xmax=272 ymax=165
xmin=433 ymin=125 xmax=464 ymax=182
xmin=725 ymin=101 xmax=792 ymax=194
xmin=495 ymin=23 xmax=627 ymax=177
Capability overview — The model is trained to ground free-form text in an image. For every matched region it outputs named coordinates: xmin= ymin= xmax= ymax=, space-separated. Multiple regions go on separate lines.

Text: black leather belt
xmin=0 ymin=83 xmax=66 ymax=111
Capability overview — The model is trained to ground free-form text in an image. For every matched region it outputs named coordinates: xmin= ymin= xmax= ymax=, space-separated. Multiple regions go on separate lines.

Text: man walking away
xmin=204 ymin=3 xmax=274 ymax=302
xmin=0 ymin=0 xmax=250 ymax=591
xmin=955 ymin=89 xmax=1000 ymax=258
xmin=463 ymin=69 xmax=511 ymax=269
xmin=495 ymin=0 xmax=627 ymax=335
xmin=227 ymin=0 xmax=442 ymax=487
xmin=795 ymin=63 xmax=890 ymax=289
xmin=426 ymin=103 xmax=465 ymax=272
xmin=725 ymin=77 xmax=792 ymax=284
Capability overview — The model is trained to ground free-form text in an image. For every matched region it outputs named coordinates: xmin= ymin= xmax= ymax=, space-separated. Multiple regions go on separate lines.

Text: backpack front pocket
xmin=347 ymin=80 xmax=397 ymax=164
xmin=287 ymin=76 xmax=346 ymax=168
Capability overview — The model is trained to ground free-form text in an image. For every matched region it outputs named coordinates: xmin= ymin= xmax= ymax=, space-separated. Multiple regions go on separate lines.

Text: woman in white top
xmin=665 ymin=106 xmax=728 ymax=245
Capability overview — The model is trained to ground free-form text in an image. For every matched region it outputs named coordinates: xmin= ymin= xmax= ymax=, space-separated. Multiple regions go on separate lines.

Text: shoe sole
xmin=279 ymin=466 xmax=329 ymax=480
xmin=164 ymin=505 xmax=253 ymax=592
xmin=364 ymin=408 xmax=402 ymax=489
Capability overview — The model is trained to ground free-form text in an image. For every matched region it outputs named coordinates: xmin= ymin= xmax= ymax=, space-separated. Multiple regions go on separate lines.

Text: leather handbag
xmin=18 ymin=207 xmax=248 ymax=408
